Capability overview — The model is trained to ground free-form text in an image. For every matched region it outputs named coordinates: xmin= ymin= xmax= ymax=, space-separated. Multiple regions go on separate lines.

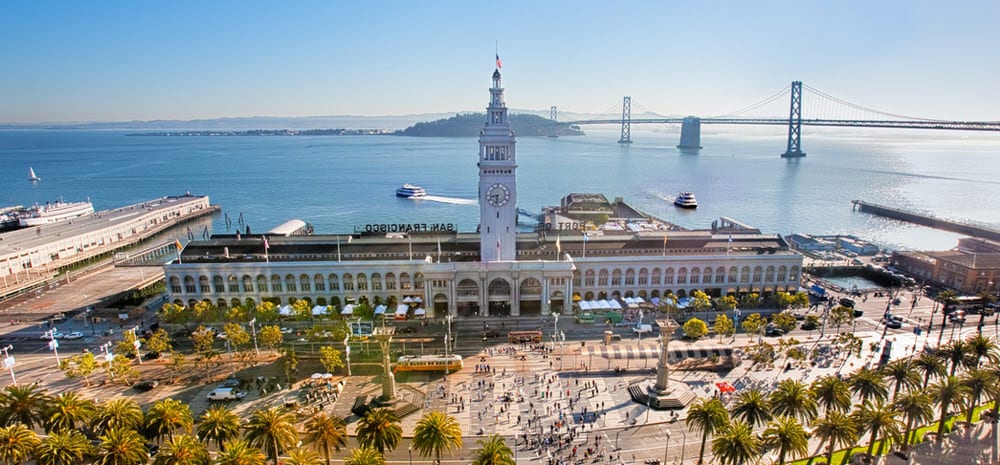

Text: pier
xmin=852 ymin=200 xmax=1000 ymax=242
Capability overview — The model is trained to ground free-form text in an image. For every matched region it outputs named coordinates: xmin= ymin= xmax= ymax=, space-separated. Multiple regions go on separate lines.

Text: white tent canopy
xmin=608 ymin=300 xmax=623 ymax=310
xmin=402 ymin=296 xmax=413 ymax=303
xmin=374 ymin=305 xmax=387 ymax=315
xmin=578 ymin=301 xmax=592 ymax=311
xmin=311 ymin=305 xmax=328 ymax=316
xmin=414 ymin=308 xmax=426 ymax=316
xmin=341 ymin=304 xmax=354 ymax=315
xmin=278 ymin=305 xmax=293 ymax=316
xmin=395 ymin=304 xmax=409 ymax=316
xmin=413 ymin=296 xmax=423 ymax=303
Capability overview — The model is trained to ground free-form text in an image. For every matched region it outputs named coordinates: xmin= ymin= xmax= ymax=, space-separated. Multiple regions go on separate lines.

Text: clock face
xmin=486 ymin=183 xmax=510 ymax=207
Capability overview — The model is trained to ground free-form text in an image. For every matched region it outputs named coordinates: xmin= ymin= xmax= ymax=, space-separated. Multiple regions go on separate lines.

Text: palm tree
xmin=928 ymin=375 xmax=970 ymax=446
xmin=880 ymin=359 xmax=921 ymax=402
xmin=810 ymin=375 xmax=852 ymax=414
xmin=470 ymin=435 xmax=514 ymax=465
xmin=686 ymin=397 xmax=730 ymax=465
xmin=768 ymin=379 xmax=818 ymax=423
xmin=285 ymin=447 xmax=324 ymax=465
xmin=34 ymin=430 xmax=94 ymax=465
xmin=961 ymin=366 xmax=995 ymax=425
xmin=711 ymin=420 xmax=761 ymax=465
xmin=304 ymin=412 xmax=348 ymax=465
xmin=914 ymin=352 xmax=947 ymax=389
xmin=0 ymin=383 xmax=49 ymax=428
xmin=731 ymin=389 xmax=772 ymax=428
xmin=938 ymin=340 xmax=972 ymax=376
xmin=244 ymin=406 xmax=299 ymax=465
xmin=91 ymin=398 xmax=143 ymax=436
xmin=153 ymin=434 xmax=210 ymax=465
xmin=0 ymin=423 xmax=40 ymax=465
xmin=356 ymin=408 xmax=402 ymax=454
xmin=144 ymin=398 xmax=194 ymax=443
xmin=344 ymin=446 xmax=386 ymax=465
xmin=761 ymin=416 xmax=808 ymax=465
xmin=811 ymin=411 xmax=857 ymax=465
xmin=848 ymin=367 xmax=889 ymax=405
xmin=43 ymin=391 xmax=97 ymax=433
xmin=95 ymin=427 xmax=149 ymax=465
xmin=412 ymin=411 xmax=463 ymax=465
xmin=196 ymin=405 xmax=242 ymax=451
xmin=216 ymin=439 xmax=267 ymax=465
xmin=852 ymin=400 xmax=902 ymax=461
xmin=893 ymin=391 xmax=933 ymax=452
xmin=966 ymin=333 xmax=999 ymax=367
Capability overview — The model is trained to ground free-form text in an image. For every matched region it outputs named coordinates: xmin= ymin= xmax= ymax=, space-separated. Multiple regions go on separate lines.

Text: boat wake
xmin=646 ymin=191 xmax=676 ymax=203
xmin=414 ymin=195 xmax=478 ymax=206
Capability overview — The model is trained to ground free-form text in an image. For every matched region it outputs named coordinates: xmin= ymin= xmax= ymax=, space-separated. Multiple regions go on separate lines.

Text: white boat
xmin=18 ymin=200 xmax=95 ymax=227
xmin=396 ymin=184 xmax=427 ymax=198
xmin=674 ymin=192 xmax=698 ymax=209
xmin=28 ymin=167 xmax=40 ymax=182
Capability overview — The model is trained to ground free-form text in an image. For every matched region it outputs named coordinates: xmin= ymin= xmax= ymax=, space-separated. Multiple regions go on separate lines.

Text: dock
xmin=852 ymin=200 xmax=1000 ymax=242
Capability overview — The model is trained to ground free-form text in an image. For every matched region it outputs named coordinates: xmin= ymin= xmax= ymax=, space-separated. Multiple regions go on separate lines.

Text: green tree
xmin=167 ymin=352 xmax=187 ymax=383
xmin=714 ymin=314 xmax=735 ymax=341
xmin=731 ymin=388 xmax=772 ymax=428
xmin=191 ymin=326 xmax=216 ymax=354
xmin=216 ymin=439 xmax=266 ymax=465
xmin=0 ymin=423 xmax=40 ymax=465
xmin=938 ymin=340 xmax=973 ymax=376
xmin=848 ymin=367 xmax=889 ymax=405
xmin=893 ymin=391 xmax=933 ymax=452
xmin=343 ymin=446 xmax=385 ymax=465
xmin=304 ymin=412 xmax=347 ymax=465
xmin=0 ymin=383 xmax=49 ymax=428
xmin=91 ymin=398 xmax=144 ymax=436
xmin=852 ymin=400 xmax=902 ymax=461
xmin=353 ymin=303 xmax=374 ymax=321
xmin=34 ymin=430 xmax=93 ymax=465
xmin=285 ymin=447 xmax=324 ymax=465
xmin=966 ymin=333 xmax=999 ymax=368
xmin=59 ymin=352 xmax=99 ymax=386
xmin=412 ymin=411 xmax=463 ymax=465
xmin=244 ymin=407 xmax=299 ymax=465
xmin=159 ymin=302 xmax=190 ymax=324
xmin=192 ymin=301 xmax=217 ymax=323
xmin=319 ymin=346 xmax=345 ymax=374
xmin=686 ymin=397 xmax=729 ymax=465
xmin=259 ymin=325 xmax=284 ymax=350
xmin=144 ymin=329 xmax=173 ymax=355
xmin=810 ymin=375 xmax=852 ymax=414
xmin=470 ymin=435 xmax=514 ymax=465
xmin=293 ymin=300 xmax=312 ymax=320
xmin=928 ymin=375 xmax=969 ymax=446
xmin=741 ymin=313 xmax=764 ymax=340
xmin=682 ymin=318 xmax=709 ymax=340
xmin=961 ymin=367 xmax=995 ymax=425
xmin=772 ymin=312 xmax=797 ymax=333
xmin=223 ymin=322 xmax=251 ymax=350
xmin=761 ymin=416 xmax=809 ymax=465
xmin=768 ymin=379 xmax=818 ymax=423
xmin=283 ymin=348 xmax=300 ymax=385
xmin=44 ymin=391 xmax=96 ymax=433
xmin=690 ymin=290 xmax=712 ymax=312
xmin=105 ymin=354 xmax=140 ymax=385
xmin=880 ymin=359 xmax=921 ymax=402
xmin=95 ymin=428 xmax=149 ymax=465
xmin=914 ymin=352 xmax=947 ymax=389
xmin=153 ymin=434 xmax=210 ymax=465
xmin=710 ymin=420 xmax=760 ymax=465
xmin=254 ymin=301 xmax=280 ymax=323
xmin=144 ymin=398 xmax=194 ymax=443
xmin=716 ymin=295 xmax=738 ymax=312
xmin=196 ymin=405 xmax=242 ymax=451
xmin=829 ymin=305 xmax=854 ymax=335
xmin=739 ymin=293 xmax=762 ymax=310
xmin=356 ymin=408 xmax=402 ymax=454
xmin=812 ymin=411 xmax=857 ymax=465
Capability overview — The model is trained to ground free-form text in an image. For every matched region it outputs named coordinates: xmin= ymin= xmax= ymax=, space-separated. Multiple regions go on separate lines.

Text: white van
xmin=207 ymin=387 xmax=246 ymax=401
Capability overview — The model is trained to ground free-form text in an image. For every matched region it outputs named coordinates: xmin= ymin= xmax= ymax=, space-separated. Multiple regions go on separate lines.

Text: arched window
xmin=584 ymin=270 xmax=595 ymax=287
xmin=765 ymin=266 xmax=775 ymax=282
xmin=611 ymin=269 xmax=622 ymax=286
xmin=271 ymin=275 xmax=282 ymax=292
xmin=777 ymin=266 xmax=788 ymax=282
xmin=213 ymin=276 xmax=225 ymax=293
xmin=752 ymin=266 xmax=763 ymax=282
xmin=651 ymin=268 xmax=662 ymax=285
xmin=728 ymin=267 xmax=738 ymax=284
xmin=690 ymin=267 xmax=700 ymax=285
xmin=285 ymin=274 xmax=297 ymax=293
xmin=257 ymin=275 xmax=267 ymax=292
xmin=400 ymin=273 xmax=412 ymax=290
xmin=184 ymin=276 xmax=196 ymax=293
xmin=169 ymin=276 xmax=181 ymax=294
xmin=371 ymin=273 xmax=382 ymax=291
xmin=625 ymin=269 xmax=636 ymax=286
xmin=300 ymin=274 xmax=311 ymax=293
xmin=414 ymin=272 xmax=424 ymax=290
xmin=702 ymin=268 xmax=712 ymax=285
xmin=664 ymin=268 xmax=675 ymax=285
xmin=342 ymin=273 xmax=353 ymax=291
xmin=199 ymin=276 xmax=210 ymax=294
xmin=314 ymin=274 xmax=325 ymax=292
xmin=242 ymin=275 xmax=254 ymax=292
xmin=598 ymin=270 xmax=609 ymax=286
xmin=329 ymin=274 xmax=340 ymax=291
xmin=357 ymin=273 xmax=368 ymax=291
xmin=740 ymin=266 xmax=751 ymax=283
xmin=677 ymin=267 xmax=688 ymax=285
xmin=638 ymin=268 xmax=648 ymax=286
xmin=572 ymin=271 xmax=581 ymax=287
xmin=385 ymin=273 xmax=396 ymax=290
xmin=716 ymin=267 xmax=726 ymax=284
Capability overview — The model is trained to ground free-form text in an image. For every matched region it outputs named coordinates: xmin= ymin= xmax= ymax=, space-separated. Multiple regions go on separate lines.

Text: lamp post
xmin=46 ymin=329 xmax=60 ymax=367
xmin=344 ymin=336 xmax=352 ymax=377
xmin=662 ymin=431 xmax=671 ymax=465
xmin=1 ymin=345 xmax=15 ymax=385
xmin=559 ymin=331 xmax=565 ymax=370
xmin=408 ymin=446 xmax=413 ymax=465
xmin=552 ymin=312 xmax=560 ymax=351
xmin=125 ymin=327 xmax=142 ymax=365
xmin=445 ymin=314 xmax=453 ymax=357
xmin=249 ymin=318 xmax=259 ymax=356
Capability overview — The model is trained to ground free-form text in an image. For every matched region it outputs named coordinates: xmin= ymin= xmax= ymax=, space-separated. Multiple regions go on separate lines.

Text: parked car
xmin=764 ymin=323 xmax=785 ymax=337
xmin=207 ymin=388 xmax=246 ymax=401
xmin=134 ymin=380 xmax=160 ymax=392
xmin=39 ymin=332 xmax=62 ymax=340
xmin=839 ymin=298 xmax=855 ymax=308
xmin=63 ymin=331 xmax=84 ymax=340
xmin=279 ymin=327 xmax=293 ymax=334
xmin=853 ymin=308 xmax=864 ymax=317
xmin=219 ymin=378 xmax=241 ymax=388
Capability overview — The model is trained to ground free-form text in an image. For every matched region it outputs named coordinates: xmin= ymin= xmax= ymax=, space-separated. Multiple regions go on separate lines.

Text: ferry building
xmin=164 ymin=68 xmax=803 ymax=317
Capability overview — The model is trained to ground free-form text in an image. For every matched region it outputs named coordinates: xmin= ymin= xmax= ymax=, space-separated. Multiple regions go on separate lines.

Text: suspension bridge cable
xmin=630 ymin=100 xmax=669 ymax=118
xmin=803 ymin=84 xmax=945 ymax=122
xmin=708 ymin=86 xmax=790 ymax=118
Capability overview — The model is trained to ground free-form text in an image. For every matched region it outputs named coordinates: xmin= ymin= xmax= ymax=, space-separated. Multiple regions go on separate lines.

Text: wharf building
xmin=892 ymin=237 xmax=1000 ymax=295
xmin=163 ymin=69 xmax=803 ymax=317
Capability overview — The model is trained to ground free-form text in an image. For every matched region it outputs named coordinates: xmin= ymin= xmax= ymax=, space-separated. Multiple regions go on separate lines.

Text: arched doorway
xmin=519 ymin=277 xmax=542 ymax=315
xmin=549 ymin=290 xmax=565 ymax=314
xmin=456 ymin=279 xmax=479 ymax=317
xmin=433 ymin=293 xmax=449 ymax=316
xmin=488 ymin=278 xmax=512 ymax=316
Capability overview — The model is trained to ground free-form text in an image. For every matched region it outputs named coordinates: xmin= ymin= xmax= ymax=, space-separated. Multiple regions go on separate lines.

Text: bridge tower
xmin=618 ymin=96 xmax=632 ymax=144
xmin=677 ymin=116 xmax=702 ymax=150
xmin=550 ymin=106 xmax=557 ymax=121
xmin=781 ymin=81 xmax=806 ymax=158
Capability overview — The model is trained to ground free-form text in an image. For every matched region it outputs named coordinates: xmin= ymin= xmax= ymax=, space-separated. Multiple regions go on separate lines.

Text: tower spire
xmin=479 ymin=66 xmax=517 ymax=262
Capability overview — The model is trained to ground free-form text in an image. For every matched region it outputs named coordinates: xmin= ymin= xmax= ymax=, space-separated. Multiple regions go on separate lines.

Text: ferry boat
xmin=395 ymin=184 xmax=427 ymax=198
xmin=18 ymin=200 xmax=95 ymax=227
xmin=673 ymin=192 xmax=698 ymax=209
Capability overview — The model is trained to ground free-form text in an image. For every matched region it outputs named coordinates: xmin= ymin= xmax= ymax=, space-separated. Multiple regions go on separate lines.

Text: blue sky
xmin=2 ymin=0 xmax=999 ymax=122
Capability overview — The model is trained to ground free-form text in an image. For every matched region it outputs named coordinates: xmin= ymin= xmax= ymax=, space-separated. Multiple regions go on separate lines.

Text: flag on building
xmin=556 ymin=234 xmax=561 ymax=254
xmin=496 ymin=53 xmax=502 ymax=69
xmin=263 ymin=236 xmax=269 ymax=250
xmin=174 ymin=239 xmax=183 ymax=251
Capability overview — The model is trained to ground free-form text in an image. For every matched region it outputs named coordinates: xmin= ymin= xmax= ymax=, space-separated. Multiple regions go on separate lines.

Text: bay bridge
xmin=556 ymin=81 xmax=1000 ymax=158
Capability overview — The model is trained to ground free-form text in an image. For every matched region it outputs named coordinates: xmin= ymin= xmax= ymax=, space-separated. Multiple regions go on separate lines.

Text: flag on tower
xmin=263 ymin=236 xmax=270 ymax=263
xmin=496 ymin=53 xmax=502 ymax=69
xmin=174 ymin=239 xmax=183 ymax=251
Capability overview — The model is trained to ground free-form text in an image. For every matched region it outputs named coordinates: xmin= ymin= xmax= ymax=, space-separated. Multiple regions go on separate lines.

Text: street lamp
xmin=408 ymin=445 xmax=413 ymax=465
xmin=445 ymin=314 xmax=453 ymax=357
xmin=125 ymin=327 xmax=142 ymax=365
xmin=249 ymin=318 xmax=259 ymax=356
xmin=344 ymin=336 xmax=352 ymax=377
xmin=662 ymin=431 xmax=671 ymax=465
xmin=552 ymin=312 xmax=560 ymax=351
xmin=1 ymin=345 xmax=15 ymax=385
xmin=46 ymin=328 xmax=61 ymax=367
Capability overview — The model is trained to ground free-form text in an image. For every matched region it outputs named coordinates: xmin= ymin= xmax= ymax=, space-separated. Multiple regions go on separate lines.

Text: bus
xmin=944 ymin=296 xmax=993 ymax=315
xmin=507 ymin=330 xmax=543 ymax=343
xmin=393 ymin=355 xmax=463 ymax=373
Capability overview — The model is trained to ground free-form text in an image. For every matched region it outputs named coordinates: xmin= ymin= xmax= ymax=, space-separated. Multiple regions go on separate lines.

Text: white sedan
xmin=63 ymin=331 xmax=84 ymax=340
xmin=39 ymin=332 xmax=62 ymax=340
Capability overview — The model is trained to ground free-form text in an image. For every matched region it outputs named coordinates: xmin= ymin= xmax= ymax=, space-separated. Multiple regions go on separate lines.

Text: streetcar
xmin=393 ymin=355 xmax=463 ymax=373
xmin=507 ymin=330 xmax=543 ymax=343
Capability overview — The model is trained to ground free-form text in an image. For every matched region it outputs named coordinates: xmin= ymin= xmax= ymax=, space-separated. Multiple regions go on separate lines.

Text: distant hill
xmin=396 ymin=113 xmax=585 ymax=137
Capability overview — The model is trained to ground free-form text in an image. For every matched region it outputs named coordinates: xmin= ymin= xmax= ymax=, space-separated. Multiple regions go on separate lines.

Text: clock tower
xmin=479 ymin=67 xmax=517 ymax=262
